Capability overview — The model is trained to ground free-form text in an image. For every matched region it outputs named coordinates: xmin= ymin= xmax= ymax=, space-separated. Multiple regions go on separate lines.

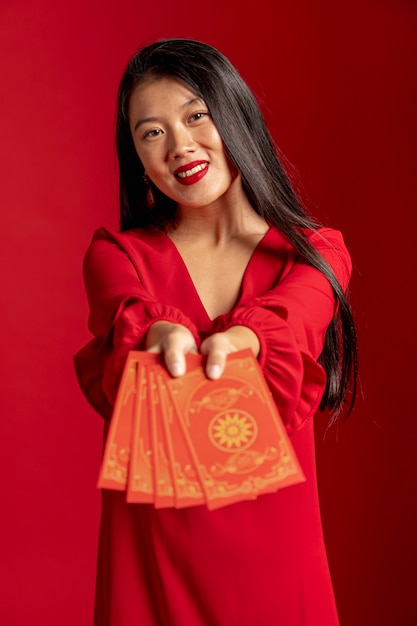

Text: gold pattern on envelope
xmin=130 ymin=439 xmax=153 ymax=493
xmin=158 ymin=375 xmax=205 ymax=502
xmin=210 ymin=447 xmax=278 ymax=476
xmin=189 ymin=385 xmax=254 ymax=413
xmin=101 ymin=363 xmax=136 ymax=484
xmin=103 ymin=444 xmax=130 ymax=482
xmin=209 ymin=410 xmax=257 ymax=451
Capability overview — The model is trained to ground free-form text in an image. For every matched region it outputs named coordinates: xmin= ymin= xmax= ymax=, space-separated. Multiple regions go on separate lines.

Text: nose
xmin=168 ymin=125 xmax=195 ymax=160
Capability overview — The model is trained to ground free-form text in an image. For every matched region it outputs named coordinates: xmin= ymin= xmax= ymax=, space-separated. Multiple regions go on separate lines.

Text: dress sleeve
xmin=74 ymin=229 xmax=200 ymax=419
xmin=212 ymin=229 xmax=352 ymax=433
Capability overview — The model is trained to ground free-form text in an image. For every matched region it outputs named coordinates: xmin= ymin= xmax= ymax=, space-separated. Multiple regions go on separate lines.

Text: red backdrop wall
xmin=1 ymin=1 xmax=416 ymax=624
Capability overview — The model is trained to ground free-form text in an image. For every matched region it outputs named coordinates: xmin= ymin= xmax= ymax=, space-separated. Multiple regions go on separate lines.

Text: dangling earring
xmin=142 ymin=173 xmax=156 ymax=209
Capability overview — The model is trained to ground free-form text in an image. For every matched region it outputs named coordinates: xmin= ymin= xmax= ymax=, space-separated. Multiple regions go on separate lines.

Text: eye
xmin=189 ymin=111 xmax=209 ymax=123
xmin=143 ymin=128 xmax=164 ymax=139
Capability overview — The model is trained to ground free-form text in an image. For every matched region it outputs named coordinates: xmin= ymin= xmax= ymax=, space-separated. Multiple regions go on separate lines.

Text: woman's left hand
xmin=200 ymin=325 xmax=260 ymax=380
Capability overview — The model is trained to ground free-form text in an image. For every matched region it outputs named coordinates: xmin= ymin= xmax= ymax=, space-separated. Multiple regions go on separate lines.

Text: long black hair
xmin=115 ymin=38 xmax=357 ymax=424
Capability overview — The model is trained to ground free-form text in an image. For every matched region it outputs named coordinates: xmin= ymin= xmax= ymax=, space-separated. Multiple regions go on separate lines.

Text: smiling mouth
xmin=174 ymin=162 xmax=208 ymax=179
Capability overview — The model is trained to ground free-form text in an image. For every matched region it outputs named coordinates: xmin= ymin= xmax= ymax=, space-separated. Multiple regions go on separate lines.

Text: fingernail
xmin=171 ymin=361 xmax=185 ymax=377
xmin=208 ymin=365 xmax=221 ymax=379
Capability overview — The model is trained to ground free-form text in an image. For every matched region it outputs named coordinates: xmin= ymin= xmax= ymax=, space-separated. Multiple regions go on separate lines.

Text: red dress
xmin=74 ymin=225 xmax=351 ymax=626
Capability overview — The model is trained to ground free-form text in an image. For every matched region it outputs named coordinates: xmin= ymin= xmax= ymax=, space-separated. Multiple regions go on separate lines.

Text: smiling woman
xmin=74 ymin=38 xmax=357 ymax=626
xmin=128 ymin=77 xmax=236 ymax=211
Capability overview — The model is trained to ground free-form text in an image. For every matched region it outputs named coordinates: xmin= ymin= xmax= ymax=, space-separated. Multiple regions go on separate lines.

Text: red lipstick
xmin=174 ymin=160 xmax=209 ymax=186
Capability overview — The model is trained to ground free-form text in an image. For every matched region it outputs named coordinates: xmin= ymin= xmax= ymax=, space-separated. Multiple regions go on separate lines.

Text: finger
xmin=205 ymin=350 xmax=227 ymax=380
xmin=162 ymin=331 xmax=197 ymax=377
xmin=166 ymin=341 xmax=199 ymax=376
xmin=146 ymin=344 xmax=162 ymax=354
xmin=164 ymin=348 xmax=186 ymax=377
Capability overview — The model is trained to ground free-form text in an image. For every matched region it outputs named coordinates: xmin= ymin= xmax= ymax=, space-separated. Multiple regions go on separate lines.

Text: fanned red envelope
xmin=126 ymin=363 xmax=153 ymax=503
xmin=156 ymin=372 xmax=205 ymax=508
xmin=98 ymin=349 xmax=305 ymax=509
xmin=148 ymin=369 xmax=176 ymax=508
xmin=97 ymin=354 xmax=137 ymax=490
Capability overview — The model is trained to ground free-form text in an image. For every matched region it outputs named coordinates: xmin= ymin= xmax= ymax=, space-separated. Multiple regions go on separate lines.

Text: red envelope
xmin=155 ymin=368 xmax=205 ymax=508
xmin=126 ymin=363 xmax=154 ymax=503
xmin=97 ymin=354 xmax=137 ymax=490
xmin=148 ymin=368 xmax=176 ymax=508
xmin=97 ymin=349 xmax=304 ymax=512
xmin=166 ymin=350 xmax=305 ymax=510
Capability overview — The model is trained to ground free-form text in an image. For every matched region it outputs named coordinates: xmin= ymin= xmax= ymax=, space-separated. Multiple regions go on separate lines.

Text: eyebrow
xmin=132 ymin=97 xmax=205 ymax=132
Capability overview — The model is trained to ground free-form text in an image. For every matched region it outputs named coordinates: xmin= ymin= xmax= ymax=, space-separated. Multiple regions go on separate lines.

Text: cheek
xmin=208 ymin=133 xmax=230 ymax=167
xmin=135 ymin=142 xmax=167 ymax=174
xmin=206 ymin=126 xmax=224 ymax=148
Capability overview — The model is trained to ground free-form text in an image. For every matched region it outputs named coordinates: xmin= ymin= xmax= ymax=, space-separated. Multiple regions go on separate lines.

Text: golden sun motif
xmin=209 ymin=410 xmax=257 ymax=452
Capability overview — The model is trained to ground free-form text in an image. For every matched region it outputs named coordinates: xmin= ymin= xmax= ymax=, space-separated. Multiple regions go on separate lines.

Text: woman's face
xmin=129 ymin=76 xmax=237 ymax=210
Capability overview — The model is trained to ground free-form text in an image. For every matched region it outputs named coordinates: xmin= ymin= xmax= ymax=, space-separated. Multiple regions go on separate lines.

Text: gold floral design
xmin=189 ymin=385 xmax=253 ymax=413
xmin=209 ymin=410 xmax=257 ymax=452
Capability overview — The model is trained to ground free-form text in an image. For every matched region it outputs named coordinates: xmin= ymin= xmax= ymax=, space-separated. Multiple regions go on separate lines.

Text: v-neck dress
xmin=74 ymin=225 xmax=351 ymax=626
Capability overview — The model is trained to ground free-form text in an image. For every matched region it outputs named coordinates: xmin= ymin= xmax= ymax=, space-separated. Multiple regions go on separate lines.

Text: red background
xmin=1 ymin=1 xmax=416 ymax=624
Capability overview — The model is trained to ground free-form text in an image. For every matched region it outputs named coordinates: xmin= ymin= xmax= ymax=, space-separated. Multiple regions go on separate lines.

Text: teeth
xmin=176 ymin=163 xmax=208 ymax=178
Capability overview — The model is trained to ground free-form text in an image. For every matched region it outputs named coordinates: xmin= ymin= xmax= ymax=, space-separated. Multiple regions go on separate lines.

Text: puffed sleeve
xmin=74 ymin=228 xmax=200 ymax=419
xmin=212 ymin=228 xmax=352 ymax=433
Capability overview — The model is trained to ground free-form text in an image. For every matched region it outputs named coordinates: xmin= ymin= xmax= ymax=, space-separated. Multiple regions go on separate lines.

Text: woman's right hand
xmin=144 ymin=320 xmax=198 ymax=377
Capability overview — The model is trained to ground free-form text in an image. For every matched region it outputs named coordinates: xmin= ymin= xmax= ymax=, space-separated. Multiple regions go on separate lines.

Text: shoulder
xmin=303 ymin=227 xmax=352 ymax=291
xmin=83 ymin=226 xmax=176 ymax=284
xmin=304 ymin=226 xmax=347 ymax=250
xmin=85 ymin=226 xmax=169 ymax=260
xmin=90 ymin=226 xmax=166 ymax=248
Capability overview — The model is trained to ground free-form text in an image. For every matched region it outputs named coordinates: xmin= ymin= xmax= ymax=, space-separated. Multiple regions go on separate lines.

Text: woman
xmin=75 ymin=38 xmax=357 ymax=626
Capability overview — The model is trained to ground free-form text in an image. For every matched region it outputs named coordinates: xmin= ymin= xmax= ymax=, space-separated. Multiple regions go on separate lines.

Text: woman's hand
xmin=145 ymin=322 xmax=259 ymax=380
xmin=200 ymin=325 xmax=260 ymax=380
xmin=144 ymin=321 xmax=198 ymax=377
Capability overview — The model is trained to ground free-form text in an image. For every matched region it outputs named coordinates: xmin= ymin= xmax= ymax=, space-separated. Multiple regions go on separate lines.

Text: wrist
xmin=223 ymin=325 xmax=260 ymax=357
xmin=144 ymin=320 xmax=178 ymax=349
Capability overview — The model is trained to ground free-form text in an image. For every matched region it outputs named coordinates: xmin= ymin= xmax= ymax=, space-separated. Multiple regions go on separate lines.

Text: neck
xmin=170 ymin=179 xmax=268 ymax=244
